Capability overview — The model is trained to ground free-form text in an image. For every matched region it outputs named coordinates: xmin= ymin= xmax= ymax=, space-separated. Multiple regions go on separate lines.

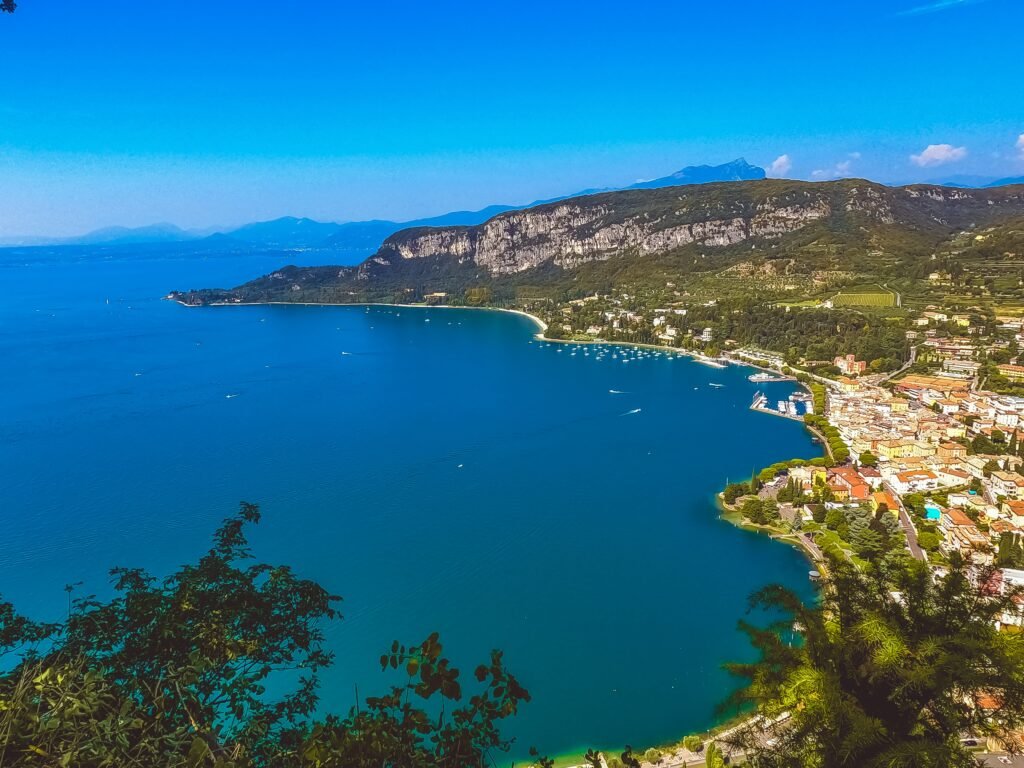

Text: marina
xmin=750 ymin=391 xmax=814 ymax=421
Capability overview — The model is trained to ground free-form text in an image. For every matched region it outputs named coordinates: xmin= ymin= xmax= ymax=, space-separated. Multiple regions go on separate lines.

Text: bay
xmin=0 ymin=245 xmax=819 ymax=760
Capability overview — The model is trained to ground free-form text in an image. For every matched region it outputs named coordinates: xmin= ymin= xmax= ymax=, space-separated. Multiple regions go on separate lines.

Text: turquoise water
xmin=0 ymin=246 xmax=819 ymax=759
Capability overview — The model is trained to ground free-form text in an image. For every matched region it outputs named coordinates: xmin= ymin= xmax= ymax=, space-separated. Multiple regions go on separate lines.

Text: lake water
xmin=0 ymin=245 xmax=819 ymax=760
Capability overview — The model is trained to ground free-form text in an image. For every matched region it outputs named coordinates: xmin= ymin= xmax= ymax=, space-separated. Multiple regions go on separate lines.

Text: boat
xmin=709 ymin=383 xmax=725 ymax=388
xmin=748 ymin=371 xmax=788 ymax=383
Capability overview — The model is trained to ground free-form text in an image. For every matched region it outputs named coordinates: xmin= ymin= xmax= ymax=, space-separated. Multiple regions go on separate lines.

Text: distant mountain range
xmin=0 ymin=159 xmax=768 ymax=251
xmin=8 ymin=159 xmax=1022 ymax=252
xmin=924 ymin=174 xmax=1024 ymax=189
xmin=173 ymin=178 xmax=1024 ymax=309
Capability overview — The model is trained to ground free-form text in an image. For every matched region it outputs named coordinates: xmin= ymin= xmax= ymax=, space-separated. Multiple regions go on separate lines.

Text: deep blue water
xmin=0 ymin=246 xmax=819 ymax=760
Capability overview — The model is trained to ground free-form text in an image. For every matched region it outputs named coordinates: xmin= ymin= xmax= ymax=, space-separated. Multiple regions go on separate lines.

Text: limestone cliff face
xmin=373 ymin=185 xmax=843 ymax=276
xmin=365 ymin=180 xmax=1024 ymax=278
xmin=187 ymin=179 xmax=1024 ymax=305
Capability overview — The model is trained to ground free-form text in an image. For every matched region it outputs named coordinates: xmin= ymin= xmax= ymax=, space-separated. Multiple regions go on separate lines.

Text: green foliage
xmin=463 ymin=286 xmax=492 ymax=306
xmin=681 ymin=735 xmax=703 ymax=752
xmin=741 ymin=497 xmax=780 ymax=526
xmin=723 ymin=482 xmax=749 ymax=505
xmin=997 ymin=532 xmax=1024 ymax=568
xmin=704 ymin=742 xmax=726 ymax=768
xmin=0 ymin=504 xmax=541 ymax=768
xmin=916 ymin=530 xmax=941 ymax=552
xmin=858 ymin=450 xmax=878 ymax=467
xmin=723 ymin=556 xmax=1024 ymax=767
xmin=805 ymin=413 xmax=850 ymax=463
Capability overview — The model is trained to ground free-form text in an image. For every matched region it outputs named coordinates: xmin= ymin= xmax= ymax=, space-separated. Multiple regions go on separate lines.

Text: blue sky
xmin=1 ymin=0 xmax=1022 ymax=237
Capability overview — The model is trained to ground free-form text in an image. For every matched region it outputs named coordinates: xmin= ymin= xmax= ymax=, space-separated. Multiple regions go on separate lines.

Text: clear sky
xmin=2 ymin=0 xmax=1023 ymax=237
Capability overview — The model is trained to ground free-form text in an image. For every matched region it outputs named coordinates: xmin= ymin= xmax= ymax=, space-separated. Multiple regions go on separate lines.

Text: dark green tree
xmin=858 ymin=450 xmax=878 ymax=468
xmin=0 ymin=504 xmax=543 ymax=768
xmin=723 ymin=556 xmax=1024 ymax=767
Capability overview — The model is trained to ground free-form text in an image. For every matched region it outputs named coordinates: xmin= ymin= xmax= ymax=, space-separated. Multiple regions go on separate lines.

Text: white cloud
xmin=769 ymin=154 xmax=792 ymax=177
xmin=910 ymin=143 xmax=967 ymax=167
xmin=896 ymin=0 xmax=990 ymax=16
xmin=811 ymin=157 xmax=856 ymax=180
xmin=1017 ymin=134 xmax=1024 ymax=160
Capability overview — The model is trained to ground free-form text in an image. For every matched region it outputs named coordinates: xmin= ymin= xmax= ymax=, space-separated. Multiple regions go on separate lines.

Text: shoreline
xmin=168 ymin=296 xmax=549 ymax=333
xmin=171 ymin=297 xmax=817 ymax=397
xmin=171 ymin=295 xmax=822 ymax=763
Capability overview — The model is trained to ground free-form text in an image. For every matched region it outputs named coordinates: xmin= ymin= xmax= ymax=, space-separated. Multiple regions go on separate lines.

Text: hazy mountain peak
xmin=632 ymin=158 xmax=766 ymax=189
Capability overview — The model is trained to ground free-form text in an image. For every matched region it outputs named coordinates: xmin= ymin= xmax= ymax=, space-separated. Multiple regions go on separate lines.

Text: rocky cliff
xmin=362 ymin=179 xmax=1021 ymax=276
xmin=172 ymin=178 xmax=1024 ymax=305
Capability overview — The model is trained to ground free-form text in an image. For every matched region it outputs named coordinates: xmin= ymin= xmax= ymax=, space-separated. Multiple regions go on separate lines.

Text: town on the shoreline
xmin=524 ymin=285 xmax=1024 ymax=610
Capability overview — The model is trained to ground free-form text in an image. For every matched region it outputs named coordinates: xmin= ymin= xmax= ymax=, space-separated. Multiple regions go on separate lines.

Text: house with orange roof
xmin=829 ymin=466 xmax=871 ymax=501
xmin=871 ymin=489 xmax=899 ymax=514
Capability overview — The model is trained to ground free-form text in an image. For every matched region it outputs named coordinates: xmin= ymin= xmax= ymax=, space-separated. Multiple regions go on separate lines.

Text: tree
xmin=0 ymin=504 xmax=543 ymax=768
xmin=723 ymin=556 xmax=1024 ymax=767
xmin=723 ymin=482 xmax=748 ymax=505
xmin=997 ymin=532 xmax=1024 ymax=568
xmin=682 ymin=735 xmax=703 ymax=753
xmin=704 ymin=742 xmax=727 ymax=768
xmin=858 ymin=450 xmax=878 ymax=468
xmin=1 ymin=2 xmax=15 ymax=14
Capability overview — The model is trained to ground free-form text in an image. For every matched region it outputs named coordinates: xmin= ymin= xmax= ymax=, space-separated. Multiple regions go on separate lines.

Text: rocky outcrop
xmin=178 ymin=178 xmax=1024 ymax=304
xmin=376 ymin=184 xmax=843 ymax=276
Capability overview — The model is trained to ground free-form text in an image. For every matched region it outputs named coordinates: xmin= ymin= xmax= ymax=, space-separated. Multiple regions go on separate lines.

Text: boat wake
xmin=609 ymin=389 xmax=628 ymax=394
xmin=621 ymin=408 xmax=642 ymax=416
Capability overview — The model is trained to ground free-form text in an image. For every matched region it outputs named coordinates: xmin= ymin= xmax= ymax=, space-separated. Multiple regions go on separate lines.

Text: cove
xmin=0 ymin=247 xmax=819 ymax=760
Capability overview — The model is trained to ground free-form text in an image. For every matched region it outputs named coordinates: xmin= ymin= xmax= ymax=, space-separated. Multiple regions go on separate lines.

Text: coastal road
xmin=797 ymin=531 xmax=824 ymax=561
xmin=886 ymin=482 xmax=925 ymax=561
xmin=880 ymin=343 xmax=919 ymax=384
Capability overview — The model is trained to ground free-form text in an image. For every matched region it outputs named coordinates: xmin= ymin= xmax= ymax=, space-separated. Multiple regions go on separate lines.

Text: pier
xmin=750 ymin=391 xmax=809 ymax=422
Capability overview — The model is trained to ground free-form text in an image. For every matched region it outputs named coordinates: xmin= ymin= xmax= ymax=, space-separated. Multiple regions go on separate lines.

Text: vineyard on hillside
xmin=830 ymin=287 xmax=898 ymax=307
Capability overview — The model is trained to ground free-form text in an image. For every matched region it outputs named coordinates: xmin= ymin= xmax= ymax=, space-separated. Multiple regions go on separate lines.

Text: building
xmin=997 ymin=364 xmax=1024 ymax=383
xmin=942 ymin=359 xmax=981 ymax=376
xmin=937 ymin=441 xmax=968 ymax=460
xmin=990 ymin=471 xmax=1024 ymax=499
xmin=871 ymin=489 xmax=900 ymax=513
xmin=829 ymin=467 xmax=872 ymax=501
xmin=833 ymin=354 xmax=867 ymax=376
xmin=889 ymin=469 xmax=941 ymax=494
xmin=701 ymin=327 xmax=713 ymax=342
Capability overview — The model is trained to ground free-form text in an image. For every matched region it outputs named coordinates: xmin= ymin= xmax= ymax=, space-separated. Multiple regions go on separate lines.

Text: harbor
xmin=750 ymin=391 xmax=814 ymax=421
